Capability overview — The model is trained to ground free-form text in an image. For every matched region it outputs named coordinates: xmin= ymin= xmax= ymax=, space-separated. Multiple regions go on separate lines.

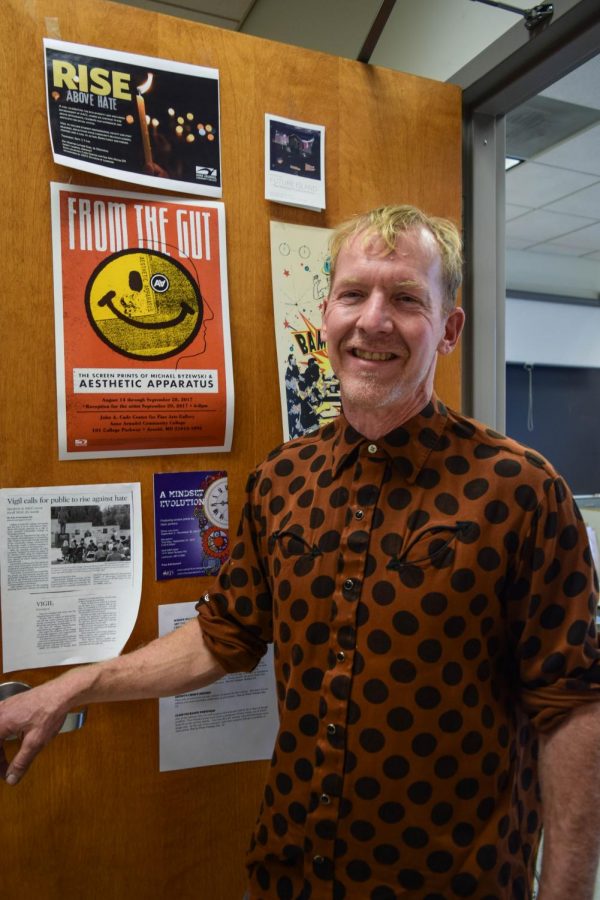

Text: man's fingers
xmin=0 ymin=744 xmax=8 ymax=781
xmin=4 ymin=732 xmax=48 ymax=785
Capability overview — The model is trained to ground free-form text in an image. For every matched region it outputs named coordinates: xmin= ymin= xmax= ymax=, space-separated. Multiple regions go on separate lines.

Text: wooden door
xmin=0 ymin=1 xmax=462 ymax=896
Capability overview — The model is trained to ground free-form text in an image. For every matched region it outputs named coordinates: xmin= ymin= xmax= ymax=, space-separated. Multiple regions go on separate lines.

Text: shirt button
xmin=313 ymin=855 xmax=325 ymax=865
xmin=326 ymin=723 xmax=336 ymax=735
xmin=368 ymin=443 xmax=378 ymax=454
xmin=355 ymin=509 xmax=364 ymax=520
xmin=343 ymin=578 xmax=354 ymax=591
xmin=320 ymin=793 xmax=331 ymax=805
xmin=336 ymin=651 xmax=345 ymax=662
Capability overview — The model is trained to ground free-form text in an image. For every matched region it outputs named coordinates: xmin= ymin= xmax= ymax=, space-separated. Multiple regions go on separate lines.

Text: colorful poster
xmin=265 ymin=114 xmax=326 ymax=211
xmin=51 ymin=183 xmax=233 ymax=458
xmin=44 ymin=39 xmax=221 ymax=198
xmin=153 ymin=471 xmax=228 ymax=580
xmin=269 ymin=221 xmax=340 ymax=441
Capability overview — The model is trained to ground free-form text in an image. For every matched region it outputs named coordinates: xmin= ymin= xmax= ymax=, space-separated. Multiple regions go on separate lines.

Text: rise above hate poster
xmin=44 ymin=39 xmax=221 ymax=197
xmin=51 ymin=183 xmax=233 ymax=459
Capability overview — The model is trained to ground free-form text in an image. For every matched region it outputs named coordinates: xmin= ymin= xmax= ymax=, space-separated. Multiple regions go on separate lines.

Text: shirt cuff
xmin=196 ymin=596 xmax=267 ymax=673
xmin=521 ymin=682 xmax=600 ymax=732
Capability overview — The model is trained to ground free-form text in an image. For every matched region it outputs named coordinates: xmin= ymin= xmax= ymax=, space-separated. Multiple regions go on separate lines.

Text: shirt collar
xmin=329 ymin=394 xmax=449 ymax=484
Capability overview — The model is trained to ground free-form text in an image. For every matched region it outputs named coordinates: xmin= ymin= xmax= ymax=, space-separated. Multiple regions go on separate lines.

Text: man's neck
xmin=342 ymin=391 xmax=433 ymax=441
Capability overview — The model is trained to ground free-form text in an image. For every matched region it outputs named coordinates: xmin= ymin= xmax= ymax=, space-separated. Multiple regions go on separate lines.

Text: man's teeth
xmin=354 ymin=349 xmax=395 ymax=361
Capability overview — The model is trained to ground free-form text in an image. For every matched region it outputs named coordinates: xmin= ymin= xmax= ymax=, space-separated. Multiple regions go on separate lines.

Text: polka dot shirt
xmin=198 ymin=396 xmax=600 ymax=900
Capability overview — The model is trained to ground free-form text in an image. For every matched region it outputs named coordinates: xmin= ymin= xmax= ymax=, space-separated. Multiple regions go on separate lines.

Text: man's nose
xmin=356 ymin=292 xmax=393 ymax=333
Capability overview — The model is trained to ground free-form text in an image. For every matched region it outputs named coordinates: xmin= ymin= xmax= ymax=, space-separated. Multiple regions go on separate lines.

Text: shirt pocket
xmin=386 ymin=520 xmax=477 ymax=575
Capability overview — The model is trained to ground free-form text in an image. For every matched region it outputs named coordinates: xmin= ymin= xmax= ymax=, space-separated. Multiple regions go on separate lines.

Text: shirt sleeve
xmin=196 ymin=469 xmax=273 ymax=673
xmin=507 ymin=475 xmax=600 ymax=732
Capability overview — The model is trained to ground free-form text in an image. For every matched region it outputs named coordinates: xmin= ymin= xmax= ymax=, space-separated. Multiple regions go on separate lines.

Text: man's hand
xmin=0 ymin=618 xmax=226 ymax=786
xmin=0 ymin=679 xmax=73 ymax=785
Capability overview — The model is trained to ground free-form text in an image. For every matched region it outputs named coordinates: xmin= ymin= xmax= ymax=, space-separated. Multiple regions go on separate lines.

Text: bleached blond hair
xmin=328 ymin=205 xmax=463 ymax=311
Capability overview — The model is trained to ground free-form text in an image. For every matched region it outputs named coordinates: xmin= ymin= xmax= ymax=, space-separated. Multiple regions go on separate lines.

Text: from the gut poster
xmin=51 ymin=183 xmax=233 ymax=459
xmin=269 ymin=221 xmax=340 ymax=441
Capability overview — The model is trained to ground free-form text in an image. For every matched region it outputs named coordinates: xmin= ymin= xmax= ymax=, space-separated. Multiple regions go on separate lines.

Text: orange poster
xmin=51 ymin=183 xmax=233 ymax=458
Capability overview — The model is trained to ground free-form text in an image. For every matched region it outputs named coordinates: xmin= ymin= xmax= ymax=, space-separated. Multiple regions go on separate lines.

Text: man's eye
xmin=396 ymin=294 xmax=419 ymax=304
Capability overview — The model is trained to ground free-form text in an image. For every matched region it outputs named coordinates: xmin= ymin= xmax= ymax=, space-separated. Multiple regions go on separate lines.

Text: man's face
xmin=322 ymin=226 xmax=464 ymax=422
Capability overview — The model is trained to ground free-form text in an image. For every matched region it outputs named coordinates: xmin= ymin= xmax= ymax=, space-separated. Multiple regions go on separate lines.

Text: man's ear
xmin=321 ymin=297 xmax=329 ymax=341
xmin=437 ymin=306 xmax=465 ymax=356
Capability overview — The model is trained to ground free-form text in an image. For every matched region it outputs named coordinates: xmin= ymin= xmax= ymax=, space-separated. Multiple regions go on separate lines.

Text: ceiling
xmin=111 ymin=0 xmax=600 ymax=297
xmin=506 ymin=55 xmax=600 ymax=265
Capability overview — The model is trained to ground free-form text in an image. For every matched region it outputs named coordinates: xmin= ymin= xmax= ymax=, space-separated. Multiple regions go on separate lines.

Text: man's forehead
xmin=341 ymin=224 xmax=439 ymax=262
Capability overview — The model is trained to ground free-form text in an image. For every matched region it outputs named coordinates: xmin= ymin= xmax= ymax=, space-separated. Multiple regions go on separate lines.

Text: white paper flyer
xmin=0 ymin=483 xmax=142 ymax=671
xmin=265 ymin=113 xmax=325 ymax=211
xmin=158 ymin=602 xmax=278 ymax=771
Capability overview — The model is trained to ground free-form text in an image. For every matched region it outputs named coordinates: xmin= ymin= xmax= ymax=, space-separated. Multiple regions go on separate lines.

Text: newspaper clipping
xmin=0 ymin=483 xmax=142 ymax=671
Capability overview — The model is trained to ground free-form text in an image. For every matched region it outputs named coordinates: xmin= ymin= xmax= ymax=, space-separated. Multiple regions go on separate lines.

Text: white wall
xmin=506 ymin=296 xmax=600 ymax=367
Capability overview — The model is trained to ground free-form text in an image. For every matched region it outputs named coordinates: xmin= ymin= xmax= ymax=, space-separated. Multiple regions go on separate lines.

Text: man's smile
xmin=351 ymin=348 xmax=398 ymax=361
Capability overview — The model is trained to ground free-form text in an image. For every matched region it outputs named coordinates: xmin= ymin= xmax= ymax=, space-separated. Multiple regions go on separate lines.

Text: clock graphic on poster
xmin=203 ymin=476 xmax=228 ymax=528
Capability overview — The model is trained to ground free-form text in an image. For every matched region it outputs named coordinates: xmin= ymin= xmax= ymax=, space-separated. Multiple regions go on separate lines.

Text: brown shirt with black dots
xmin=197 ymin=396 xmax=600 ymax=900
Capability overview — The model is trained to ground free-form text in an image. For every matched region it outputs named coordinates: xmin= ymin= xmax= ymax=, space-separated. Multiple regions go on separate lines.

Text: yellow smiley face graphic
xmin=85 ymin=249 xmax=202 ymax=360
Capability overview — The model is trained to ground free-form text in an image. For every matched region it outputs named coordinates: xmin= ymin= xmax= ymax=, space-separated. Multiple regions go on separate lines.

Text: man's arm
xmin=0 ymin=618 xmax=225 ymax=785
xmin=537 ymin=703 xmax=600 ymax=899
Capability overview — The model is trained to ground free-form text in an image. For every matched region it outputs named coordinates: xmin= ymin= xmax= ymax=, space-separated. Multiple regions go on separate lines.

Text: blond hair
xmin=328 ymin=205 xmax=463 ymax=310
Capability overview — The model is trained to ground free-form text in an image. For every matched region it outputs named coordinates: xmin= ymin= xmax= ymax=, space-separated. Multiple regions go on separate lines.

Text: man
xmin=1 ymin=206 xmax=599 ymax=899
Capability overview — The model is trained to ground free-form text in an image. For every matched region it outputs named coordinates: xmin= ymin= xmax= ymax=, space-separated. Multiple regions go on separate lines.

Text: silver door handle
xmin=0 ymin=681 xmax=87 ymax=739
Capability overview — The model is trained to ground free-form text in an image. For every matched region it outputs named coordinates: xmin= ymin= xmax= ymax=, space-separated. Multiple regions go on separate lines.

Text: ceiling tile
xmin=505 ymin=209 xmax=595 ymax=245
xmin=532 ymin=222 xmax=600 ymax=253
xmin=541 ymin=55 xmax=600 ymax=112
xmin=506 ymin=203 xmax=532 ymax=221
xmin=526 ymin=242 xmax=590 ymax=257
xmin=506 ymin=161 xmax=599 ymax=207
xmin=533 ymin=123 xmax=600 ymax=176
xmin=544 ymin=180 xmax=600 ymax=218
xmin=506 ymin=235 xmax=536 ymax=251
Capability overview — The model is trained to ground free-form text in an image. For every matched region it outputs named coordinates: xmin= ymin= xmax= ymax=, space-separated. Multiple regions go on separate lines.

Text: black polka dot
xmin=350 ymin=820 xmax=375 ymax=842
xmin=515 ymin=484 xmax=538 ymax=511
xmin=564 ymin=571 xmax=587 ymax=597
xmin=393 ymin=611 xmax=419 ymax=634
xmin=415 ymin=686 xmax=441 ymax=710
xmin=383 ymin=755 xmax=410 ymax=779
xmin=407 ymin=782 xmax=432 ymax=805
xmin=390 ymin=658 xmax=417 ymax=683
xmin=397 ymin=869 xmax=425 ymax=889
xmin=355 ymin=778 xmax=380 ymax=800
xmin=430 ymin=801 xmax=453 ymax=824
xmin=402 ymin=826 xmax=429 ymax=848
xmin=387 ymin=707 xmax=414 ymax=731
xmin=435 ymin=492 xmax=459 ymax=515
xmin=539 ymin=604 xmax=565 ymax=629
xmin=451 ymin=872 xmax=478 ymax=897
xmin=346 ymin=860 xmax=371 ymax=882
xmin=412 ymin=732 xmax=438 ymax=756
xmin=427 ymin=851 xmax=453 ymax=873
xmin=464 ymin=478 xmax=489 ymax=500
xmin=418 ymin=639 xmax=442 ymax=662
xmin=359 ymin=728 xmax=386 ymax=752
xmin=306 ymin=622 xmax=330 ymax=644
xmin=445 ymin=456 xmax=470 ymax=475
xmin=363 ymin=679 xmax=389 ymax=704
xmin=484 ymin=500 xmax=509 ymax=524
xmin=388 ymin=488 xmax=412 ymax=509
xmin=494 ymin=459 xmax=522 ymax=478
